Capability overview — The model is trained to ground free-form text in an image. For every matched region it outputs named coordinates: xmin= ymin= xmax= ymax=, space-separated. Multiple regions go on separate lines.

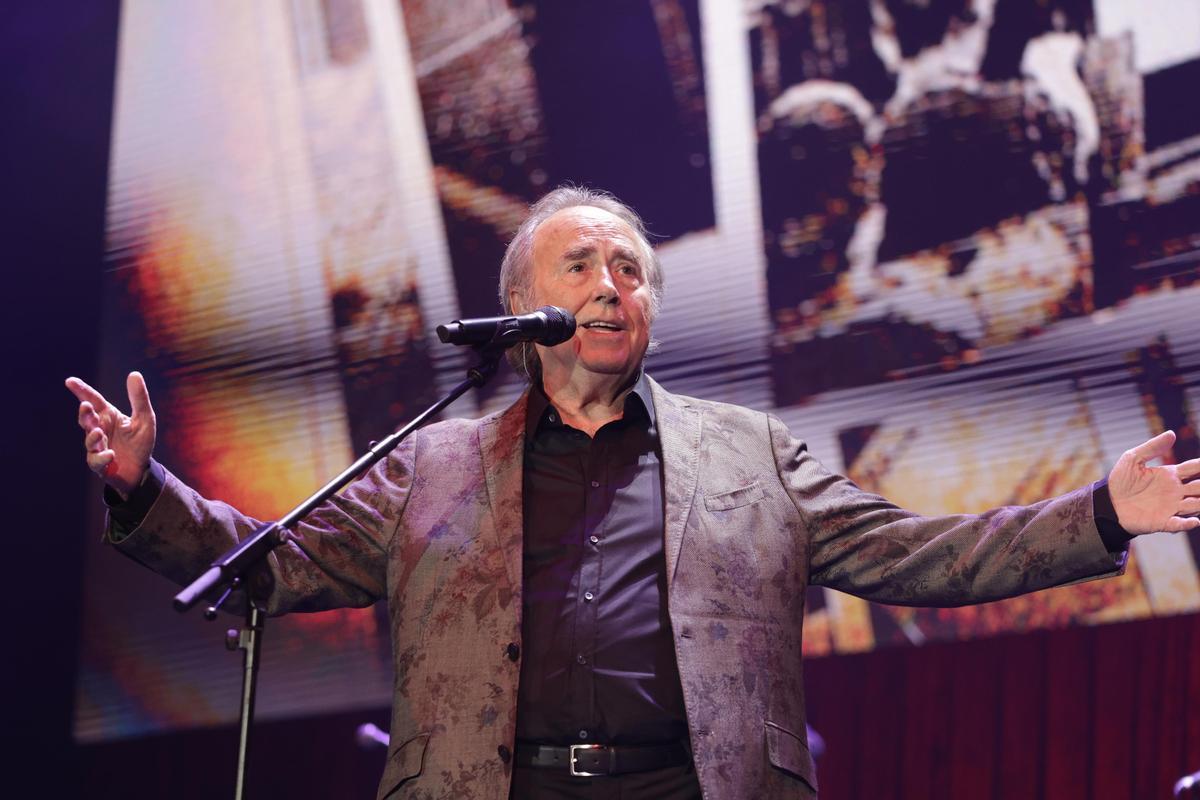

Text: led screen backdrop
xmin=76 ymin=0 xmax=1200 ymax=742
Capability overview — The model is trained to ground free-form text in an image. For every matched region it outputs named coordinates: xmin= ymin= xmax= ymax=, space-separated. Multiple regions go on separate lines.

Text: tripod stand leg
xmin=231 ymin=604 xmax=264 ymax=800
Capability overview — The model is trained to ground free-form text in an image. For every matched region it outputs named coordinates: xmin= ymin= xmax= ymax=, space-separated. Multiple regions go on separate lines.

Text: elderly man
xmin=68 ymin=187 xmax=1200 ymax=800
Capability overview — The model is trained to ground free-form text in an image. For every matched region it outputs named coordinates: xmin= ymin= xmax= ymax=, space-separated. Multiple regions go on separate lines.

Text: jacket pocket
xmin=765 ymin=721 xmax=817 ymax=792
xmin=704 ymin=482 xmax=765 ymax=512
xmin=379 ymin=732 xmax=430 ymax=799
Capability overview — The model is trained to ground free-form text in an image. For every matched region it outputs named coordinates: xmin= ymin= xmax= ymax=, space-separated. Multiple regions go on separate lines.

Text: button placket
xmin=519 ymin=396 xmax=676 ymax=749
xmin=574 ymin=439 xmax=605 ymax=738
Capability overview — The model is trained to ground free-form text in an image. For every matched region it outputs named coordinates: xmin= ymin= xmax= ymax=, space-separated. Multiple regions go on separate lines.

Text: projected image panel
xmin=752 ymin=0 xmax=1200 ymax=405
xmin=751 ymin=0 xmax=1200 ymax=655
xmin=77 ymin=0 xmax=437 ymax=741
xmin=399 ymin=0 xmax=716 ymax=325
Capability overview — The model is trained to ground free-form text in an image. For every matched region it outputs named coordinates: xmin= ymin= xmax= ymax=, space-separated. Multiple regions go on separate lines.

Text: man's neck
xmin=540 ymin=367 xmax=640 ymax=438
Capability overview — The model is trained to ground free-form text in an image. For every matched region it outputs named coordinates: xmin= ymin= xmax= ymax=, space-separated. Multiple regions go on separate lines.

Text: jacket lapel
xmin=478 ymin=391 xmax=529 ymax=598
xmin=649 ymin=377 xmax=702 ymax=588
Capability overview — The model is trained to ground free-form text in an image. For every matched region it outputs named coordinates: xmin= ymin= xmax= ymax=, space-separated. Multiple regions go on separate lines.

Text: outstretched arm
xmin=65 ymin=370 xmax=409 ymax=615
xmin=768 ymin=415 xmax=1123 ymax=607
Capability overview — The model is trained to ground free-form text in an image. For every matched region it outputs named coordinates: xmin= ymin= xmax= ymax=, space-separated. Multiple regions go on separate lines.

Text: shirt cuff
xmin=105 ymin=459 xmax=166 ymax=542
xmin=1091 ymin=478 xmax=1134 ymax=553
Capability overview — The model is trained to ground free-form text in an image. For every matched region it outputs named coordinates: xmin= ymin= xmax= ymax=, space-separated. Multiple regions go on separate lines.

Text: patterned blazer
xmin=112 ymin=376 xmax=1123 ymax=799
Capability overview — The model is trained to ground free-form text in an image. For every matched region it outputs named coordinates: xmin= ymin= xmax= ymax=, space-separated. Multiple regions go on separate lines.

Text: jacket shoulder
xmin=411 ymin=391 xmax=527 ymax=448
xmin=649 ymin=378 xmax=773 ymax=432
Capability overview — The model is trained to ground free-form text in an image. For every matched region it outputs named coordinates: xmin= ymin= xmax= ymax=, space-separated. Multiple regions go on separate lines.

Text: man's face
xmin=517 ymin=206 xmax=654 ymax=383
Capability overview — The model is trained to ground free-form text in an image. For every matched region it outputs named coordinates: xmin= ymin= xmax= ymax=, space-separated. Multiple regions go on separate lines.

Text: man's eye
xmin=567 ymin=263 xmax=584 ymax=272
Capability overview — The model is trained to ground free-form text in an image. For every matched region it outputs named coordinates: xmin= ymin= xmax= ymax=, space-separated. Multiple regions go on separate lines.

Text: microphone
xmin=355 ymin=722 xmax=390 ymax=750
xmin=436 ymin=306 xmax=576 ymax=348
xmin=1176 ymin=769 xmax=1200 ymax=797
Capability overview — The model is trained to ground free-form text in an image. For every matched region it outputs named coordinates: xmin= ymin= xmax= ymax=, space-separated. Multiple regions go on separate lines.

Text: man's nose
xmin=592 ymin=267 xmax=619 ymax=303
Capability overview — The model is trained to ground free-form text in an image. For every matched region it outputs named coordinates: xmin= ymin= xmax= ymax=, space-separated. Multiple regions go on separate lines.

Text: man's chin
xmin=578 ymin=360 xmax=635 ymax=376
xmin=577 ymin=344 xmax=645 ymax=373
xmin=541 ymin=347 xmax=645 ymax=383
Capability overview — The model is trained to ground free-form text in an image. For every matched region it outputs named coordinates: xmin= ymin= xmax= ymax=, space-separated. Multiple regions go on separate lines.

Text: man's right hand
xmin=65 ymin=372 xmax=157 ymax=499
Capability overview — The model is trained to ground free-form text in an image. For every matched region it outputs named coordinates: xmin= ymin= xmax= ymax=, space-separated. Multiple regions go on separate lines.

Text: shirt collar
xmin=525 ymin=368 xmax=656 ymax=438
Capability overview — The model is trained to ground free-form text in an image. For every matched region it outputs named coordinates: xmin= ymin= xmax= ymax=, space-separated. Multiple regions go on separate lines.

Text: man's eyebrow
xmin=611 ymin=245 xmax=643 ymax=265
xmin=560 ymin=245 xmax=597 ymax=263
xmin=560 ymin=244 xmax=643 ymax=265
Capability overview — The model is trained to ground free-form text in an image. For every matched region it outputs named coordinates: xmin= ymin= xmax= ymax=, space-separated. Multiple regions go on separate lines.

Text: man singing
xmin=67 ymin=186 xmax=1200 ymax=799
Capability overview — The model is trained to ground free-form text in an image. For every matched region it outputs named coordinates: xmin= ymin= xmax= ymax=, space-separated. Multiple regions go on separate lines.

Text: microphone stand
xmin=173 ymin=338 xmax=511 ymax=800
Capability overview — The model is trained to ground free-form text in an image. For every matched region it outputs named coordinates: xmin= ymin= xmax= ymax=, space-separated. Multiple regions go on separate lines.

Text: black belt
xmin=514 ymin=740 xmax=691 ymax=777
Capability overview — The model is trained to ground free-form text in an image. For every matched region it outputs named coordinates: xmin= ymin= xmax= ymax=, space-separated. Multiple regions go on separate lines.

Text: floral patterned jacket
xmin=111 ymin=377 xmax=1123 ymax=799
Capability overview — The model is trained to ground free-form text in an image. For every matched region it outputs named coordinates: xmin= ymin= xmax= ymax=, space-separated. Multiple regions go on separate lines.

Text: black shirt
xmin=514 ymin=373 xmax=689 ymax=745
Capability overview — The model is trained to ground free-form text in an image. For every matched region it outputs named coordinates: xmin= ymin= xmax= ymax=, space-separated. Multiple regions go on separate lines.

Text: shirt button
xmin=506 ymin=642 xmax=520 ymax=662
xmin=584 ymin=591 xmax=594 ymax=602
xmin=577 ymin=654 xmax=587 ymax=665
xmin=497 ymin=744 xmax=511 ymax=763
xmin=579 ymin=730 xmax=589 ymax=740
xmin=589 ymin=535 xmax=599 ymax=544
xmin=590 ymin=480 xmax=600 ymax=488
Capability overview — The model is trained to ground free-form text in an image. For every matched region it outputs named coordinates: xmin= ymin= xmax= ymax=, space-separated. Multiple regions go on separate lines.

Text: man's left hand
xmin=1108 ymin=430 xmax=1200 ymax=535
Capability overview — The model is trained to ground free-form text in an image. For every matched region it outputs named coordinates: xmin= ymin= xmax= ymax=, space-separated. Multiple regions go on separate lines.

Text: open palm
xmin=1107 ymin=430 xmax=1200 ymax=535
xmin=65 ymin=372 xmax=157 ymax=498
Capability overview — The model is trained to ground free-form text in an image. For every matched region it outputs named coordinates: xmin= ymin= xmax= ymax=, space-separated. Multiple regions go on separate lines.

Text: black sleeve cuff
xmin=1091 ymin=478 xmax=1134 ymax=553
xmin=105 ymin=459 xmax=166 ymax=531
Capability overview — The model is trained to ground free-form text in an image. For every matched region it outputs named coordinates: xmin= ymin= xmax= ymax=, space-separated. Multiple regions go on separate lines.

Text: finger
xmin=77 ymin=401 xmax=103 ymax=431
xmin=1179 ymin=496 xmax=1200 ymax=515
xmin=1164 ymin=515 xmax=1200 ymax=533
xmin=1129 ymin=430 xmax=1176 ymax=463
xmin=87 ymin=448 xmax=116 ymax=475
xmin=1177 ymin=458 xmax=1200 ymax=481
xmin=84 ymin=427 xmax=108 ymax=453
xmin=65 ymin=376 xmax=109 ymax=410
xmin=126 ymin=371 xmax=153 ymax=418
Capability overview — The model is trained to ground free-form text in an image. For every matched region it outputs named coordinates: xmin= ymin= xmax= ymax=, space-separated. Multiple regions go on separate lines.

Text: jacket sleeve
xmin=106 ymin=435 xmax=417 ymax=616
xmin=767 ymin=414 xmax=1127 ymax=607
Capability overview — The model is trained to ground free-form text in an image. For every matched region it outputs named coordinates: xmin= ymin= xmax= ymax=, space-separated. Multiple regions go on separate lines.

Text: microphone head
xmin=355 ymin=722 xmax=389 ymax=749
xmin=535 ymin=306 xmax=576 ymax=346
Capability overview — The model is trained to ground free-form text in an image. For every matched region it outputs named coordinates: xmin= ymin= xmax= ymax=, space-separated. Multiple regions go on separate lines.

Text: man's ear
xmin=509 ymin=290 xmax=527 ymax=315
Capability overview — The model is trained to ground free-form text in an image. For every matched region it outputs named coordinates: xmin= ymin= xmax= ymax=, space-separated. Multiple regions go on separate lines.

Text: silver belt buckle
xmin=569 ymin=743 xmax=604 ymax=777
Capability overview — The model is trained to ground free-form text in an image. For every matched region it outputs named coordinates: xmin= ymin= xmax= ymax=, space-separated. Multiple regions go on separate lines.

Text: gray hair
xmin=497 ymin=186 xmax=664 ymax=380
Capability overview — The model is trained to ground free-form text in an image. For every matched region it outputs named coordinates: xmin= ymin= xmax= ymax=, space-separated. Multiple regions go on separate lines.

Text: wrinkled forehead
xmin=531 ymin=206 xmax=645 ymax=265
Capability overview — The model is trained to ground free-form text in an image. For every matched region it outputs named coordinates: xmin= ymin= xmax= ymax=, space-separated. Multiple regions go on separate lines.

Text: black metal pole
xmin=232 ymin=603 xmax=264 ymax=800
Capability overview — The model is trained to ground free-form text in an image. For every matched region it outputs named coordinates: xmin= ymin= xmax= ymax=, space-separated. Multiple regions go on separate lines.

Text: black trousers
xmin=508 ymin=762 xmax=703 ymax=799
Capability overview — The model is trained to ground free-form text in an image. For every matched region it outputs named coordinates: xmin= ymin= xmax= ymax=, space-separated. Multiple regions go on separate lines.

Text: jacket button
xmin=497 ymin=744 xmax=512 ymax=763
xmin=506 ymin=642 xmax=520 ymax=662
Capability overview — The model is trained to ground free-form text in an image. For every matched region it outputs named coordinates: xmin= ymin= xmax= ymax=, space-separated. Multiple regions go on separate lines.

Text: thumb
xmin=127 ymin=371 xmax=154 ymax=419
xmin=1129 ymin=430 xmax=1176 ymax=464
